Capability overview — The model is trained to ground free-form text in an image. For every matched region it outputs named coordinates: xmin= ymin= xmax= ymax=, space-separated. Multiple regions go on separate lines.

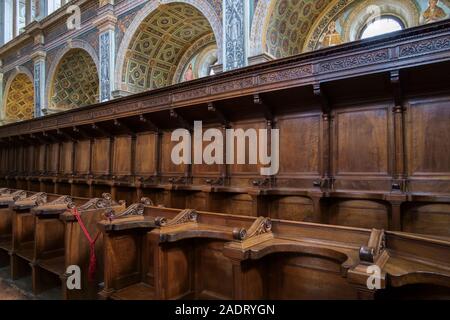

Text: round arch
xmin=2 ymin=66 xmax=35 ymax=122
xmin=46 ymin=40 xmax=100 ymax=111
xmin=250 ymin=0 xmax=331 ymax=59
xmin=115 ymin=0 xmax=222 ymax=93
xmin=249 ymin=0 xmax=273 ymax=57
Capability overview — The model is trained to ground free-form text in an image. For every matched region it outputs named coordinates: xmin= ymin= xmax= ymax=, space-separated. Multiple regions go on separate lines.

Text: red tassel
xmin=72 ymin=208 xmax=101 ymax=283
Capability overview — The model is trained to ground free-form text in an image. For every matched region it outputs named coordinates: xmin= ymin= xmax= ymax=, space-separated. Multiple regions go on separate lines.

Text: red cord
xmin=72 ymin=207 xmax=100 ymax=283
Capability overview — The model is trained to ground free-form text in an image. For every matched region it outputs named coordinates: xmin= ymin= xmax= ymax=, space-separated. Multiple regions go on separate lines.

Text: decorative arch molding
xmin=115 ymin=0 xmax=223 ymax=93
xmin=2 ymin=66 xmax=35 ymax=122
xmin=251 ymin=0 xmax=331 ymax=59
xmin=249 ymin=0 xmax=273 ymax=57
xmin=302 ymin=0 xmax=450 ymax=52
xmin=342 ymin=0 xmax=420 ymax=42
xmin=45 ymin=39 xmax=100 ymax=111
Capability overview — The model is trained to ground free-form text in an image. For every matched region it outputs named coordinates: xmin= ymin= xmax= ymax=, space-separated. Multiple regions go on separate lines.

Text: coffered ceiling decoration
xmin=123 ymin=3 xmax=216 ymax=93
xmin=49 ymin=49 xmax=99 ymax=110
xmin=4 ymin=73 xmax=34 ymax=121
xmin=265 ymin=0 xmax=329 ymax=58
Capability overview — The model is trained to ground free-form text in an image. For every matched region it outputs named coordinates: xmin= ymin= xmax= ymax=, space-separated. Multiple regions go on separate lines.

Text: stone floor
xmin=0 ymin=278 xmax=29 ymax=300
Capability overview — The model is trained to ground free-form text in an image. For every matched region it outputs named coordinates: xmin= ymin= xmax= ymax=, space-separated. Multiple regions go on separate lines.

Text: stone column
xmin=94 ymin=2 xmax=116 ymax=102
xmin=32 ymin=51 xmax=46 ymax=117
xmin=223 ymin=0 xmax=249 ymax=71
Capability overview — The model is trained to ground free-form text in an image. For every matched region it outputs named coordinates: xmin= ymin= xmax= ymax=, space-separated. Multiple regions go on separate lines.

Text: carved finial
xmin=47 ymin=195 xmax=74 ymax=207
xmin=140 ymin=197 xmax=154 ymax=206
xmin=104 ymin=203 xmax=145 ymax=220
xmin=233 ymin=217 xmax=272 ymax=241
xmin=75 ymin=193 xmax=116 ymax=211
xmin=11 ymin=190 xmax=27 ymax=201
xmin=27 ymin=192 xmax=48 ymax=206
xmin=155 ymin=216 xmax=168 ymax=226
xmin=165 ymin=209 xmax=198 ymax=227
xmin=359 ymin=229 xmax=386 ymax=263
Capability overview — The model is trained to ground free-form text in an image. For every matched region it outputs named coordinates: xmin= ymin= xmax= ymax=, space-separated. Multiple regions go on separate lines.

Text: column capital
xmin=99 ymin=0 xmax=115 ymax=8
xmin=31 ymin=50 xmax=46 ymax=62
xmin=93 ymin=10 xmax=117 ymax=33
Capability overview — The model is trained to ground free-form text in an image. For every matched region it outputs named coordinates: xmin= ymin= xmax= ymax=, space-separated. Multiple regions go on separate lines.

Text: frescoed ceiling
xmin=49 ymin=49 xmax=99 ymax=110
xmin=5 ymin=74 xmax=34 ymax=121
xmin=265 ymin=0 xmax=330 ymax=58
xmin=123 ymin=3 xmax=216 ymax=93
xmin=264 ymin=0 xmax=450 ymax=58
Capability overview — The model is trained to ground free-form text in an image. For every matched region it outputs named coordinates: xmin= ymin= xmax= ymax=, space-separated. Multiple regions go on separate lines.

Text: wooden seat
xmin=31 ymin=193 xmax=125 ymax=299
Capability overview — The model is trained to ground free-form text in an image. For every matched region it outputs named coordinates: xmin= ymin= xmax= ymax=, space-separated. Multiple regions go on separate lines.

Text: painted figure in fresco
xmin=421 ymin=0 xmax=448 ymax=24
xmin=184 ymin=64 xmax=194 ymax=82
xmin=320 ymin=21 xmax=343 ymax=48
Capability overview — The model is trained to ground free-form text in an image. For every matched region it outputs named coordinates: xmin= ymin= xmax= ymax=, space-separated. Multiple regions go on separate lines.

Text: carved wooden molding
xmin=359 ymin=229 xmax=386 ymax=264
xmin=48 ymin=195 xmax=73 ymax=206
xmin=13 ymin=192 xmax=48 ymax=209
xmin=165 ymin=209 xmax=198 ymax=227
xmin=105 ymin=203 xmax=144 ymax=219
xmin=103 ymin=197 xmax=154 ymax=220
xmin=232 ymin=217 xmax=273 ymax=249
xmin=0 ymin=190 xmax=27 ymax=205
xmin=74 ymin=193 xmax=116 ymax=211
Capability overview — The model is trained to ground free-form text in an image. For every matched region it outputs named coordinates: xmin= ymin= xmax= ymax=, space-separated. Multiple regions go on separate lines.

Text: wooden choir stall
xmin=0 ymin=21 xmax=450 ymax=299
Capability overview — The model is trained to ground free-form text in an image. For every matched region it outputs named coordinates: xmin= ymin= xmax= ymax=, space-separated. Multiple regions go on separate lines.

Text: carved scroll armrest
xmin=0 ymin=190 xmax=26 ymax=206
xmin=32 ymin=195 xmax=74 ymax=216
xmin=11 ymin=192 xmax=47 ymax=210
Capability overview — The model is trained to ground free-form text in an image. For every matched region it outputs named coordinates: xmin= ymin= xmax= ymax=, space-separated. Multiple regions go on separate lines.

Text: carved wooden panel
xmin=26 ymin=145 xmax=35 ymax=174
xmin=113 ymin=136 xmax=132 ymax=176
xmin=92 ymin=138 xmax=111 ymax=175
xmin=195 ymin=240 xmax=233 ymax=299
xmin=230 ymin=120 xmax=266 ymax=176
xmin=328 ymin=199 xmax=389 ymax=229
xmin=268 ymin=254 xmax=358 ymax=299
xmin=135 ymin=133 xmax=157 ymax=176
xmin=37 ymin=145 xmax=46 ymax=173
xmin=185 ymin=192 xmax=207 ymax=211
xmin=406 ymin=97 xmax=450 ymax=193
xmin=164 ymin=243 xmax=192 ymax=299
xmin=75 ymin=140 xmax=91 ymax=175
xmin=209 ymin=193 xmax=254 ymax=216
xmin=192 ymin=125 xmax=222 ymax=177
xmin=110 ymin=234 xmax=141 ymax=289
xmin=161 ymin=131 xmax=184 ymax=176
xmin=47 ymin=143 xmax=60 ymax=174
xmin=278 ymin=114 xmax=321 ymax=175
xmin=269 ymin=196 xmax=314 ymax=221
xmin=334 ymin=105 xmax=391 ymax=175
xmin=0 ymin=148 xmax=7 ymax=173
xmin=403 ymin=203 xmax=450 ymax=238
xmin=61 ymin=142 xmax=73 ymax=174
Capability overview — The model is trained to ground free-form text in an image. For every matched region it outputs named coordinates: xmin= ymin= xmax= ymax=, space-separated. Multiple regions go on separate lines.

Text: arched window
xmin=360 ymin=17 xmax=404 ymax=40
